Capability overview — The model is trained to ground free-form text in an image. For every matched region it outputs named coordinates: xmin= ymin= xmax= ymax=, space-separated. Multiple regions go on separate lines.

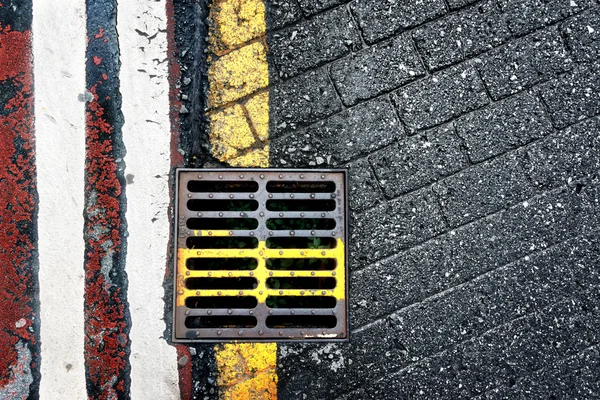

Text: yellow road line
xmin=207 ymin=0 xmax=275 ymax=398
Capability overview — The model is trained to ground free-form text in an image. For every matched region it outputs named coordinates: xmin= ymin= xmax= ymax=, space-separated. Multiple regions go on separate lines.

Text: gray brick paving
xmin=262 ymin=1 xmax=600 ymax=397
xmin=391 ymin=63 xmax=490 ymax=131
xmin=264 ymin=0 xmax=303 ymax=31
xmin=477 ymin=27 xmax=574 ymax=100
xmin=331 ymin=34 xmax=425 ymax=106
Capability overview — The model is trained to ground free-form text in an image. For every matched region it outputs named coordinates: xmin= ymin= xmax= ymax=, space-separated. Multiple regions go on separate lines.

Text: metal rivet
xmin=228 ymin=309 xmax=233 ymax=314
xmin=311 ymin=230 xmax=315 ymax=235
xmin=312 ymin=310 xmax=316 ymax=315
xmin=279 ymin=331 xmax=284 ymax=336
xmin=239 ymin=291 xmax=243 ymax=295
xmin=259 ymin=212 xmax=264 ymax=217
xmin=279 ymin=174 xmax=284 ymax=179
xmin=332 ymin=310 xmax=336 ymax=314
xmin=217 ymin=291 xmax=222 ymax=295
xmin=229 ymin=194 xmax=234 ymax=199
xmin=290 ymin=194 xmax=295 ymax=198
xmin=269 ymin=310 xmax=274 ymax=315
xmin=239 ymin=174 xmax=244 ymax=179
xmin=268 ymin=194 xmax=273 ymax=198
xmin=249 ymin=194 xmax=254 ymax=198
xmin=249 ymin=231 xmax=255 ymax=236
xmin=332 ymin=231 xmax=336 ymax=236
xmin=249 ymin=310 xmax=254 ymax=315
xmin=187 ymin=231 xmax=192 ymax=236
xmin=207 ymin=310 xmax=212 ymax=315
xmin=331 ymin=194 xmax=336 ymax=199
xmin=322 ymin=291 xmax=326 ymax=295
xmin=332 ymin=272 xmax=336 ymax=276
xmin=259 ymin=291 xmax=263 ymax=295
xmin=219 ymin=175 xmax=223 ymax=179
xmin=219 ymin=212 xmax=223 ymax=217
xmin=269 ymin=272 xmax=273 ymax=276
xmin=269 ymin=231 xmax=274 ymax=236
xmin=279 ymin=251 xmax=283 ymax=255
xmin=279 ymin=290 xmax=283 ymax=295
xmin=187 ymin=193 xmax=192 ymax=198
xmin=301 ymin=331 xmax=305 ymax=336
xmin=300 ymin=174 xmax=304 ymax=179
xmin=310 ymin=194 xmax=315 ymax=199
xmin=238 ymin=331 xmax=243 ymax=336
xmin=311 ymin=271 xmax=315 ymax=276
xmin=250 ymin=272 xmax=254 ymax=276
xmin=300 ymin=291 xmax=305 ymax=295
xmin=279 ymin=213 xmax=284 ymax=217
xmin=196 ymin=291 xmax=200 ymax=295
xmin=197 ymin=251 xmax=201 ymax=255
xmin=290 ymin=310 xmax=294 ymax=314
xmin=321 ymin=251 xmax=326 ymax=256
xmin=177 ymin=290 xmax=183 ymax=295
xmin=208 ymin=231 xmax=213 ymax=236
xmin=209 ymin=194 xmax=213 ymax=198
xmin=185 ymin=310 xmax=190 ymax=315
xmin=186 ymin=271 xmax=190 ymax=276
xmin=196 ymin=331 xmax=201 ymax=336
xmin=300 ymin=251 xmax=305 ymax=256
xmin=300 ymin=213 xmax=305 ymax=217
xmin=208 ymin=272 xmax=212 ymax=276
xmin=258 ymin=330 xmax=264 ymax=335
xmin=228 ymin=272 xmax=232 ymax=277
xmin=322 ymin=331 xmax=327 ymax=335
xmin=217 ymin=330 xmax=221 ymax=335
xmin=321 ymin=175 xmax=325 ymax=179
xmin=198 ymin=175 xmax=202 ymax=179
xmin=290 ymin=231 xmax=295 ymax=236
xmin=260 ymin=174 xmax=265 ymax=179
xmin=229 ymin=231 xmax=234 ymax=236
xmin=290 ymin=272 xmax=295 ymax=276
xmin=197 ymin=212 xmax=202 ymax=217
xmin=321 ymin=213 xmax=326 ymax=217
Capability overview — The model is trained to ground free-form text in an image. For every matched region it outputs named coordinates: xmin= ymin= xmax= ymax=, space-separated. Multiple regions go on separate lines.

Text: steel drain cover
xmin=173 ymin=169 xmax=348 ymax=342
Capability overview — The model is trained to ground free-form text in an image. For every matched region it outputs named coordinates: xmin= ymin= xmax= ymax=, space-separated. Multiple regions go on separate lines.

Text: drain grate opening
xmin=186 ymin=277 xmax=258 ymax=290
xmin=186 ymin=258 xmax=258 ymax=271
xmin=266 ymin=296 xmax=336 ymax=309
xmin=266 ymin=277 xmax=336 ymax=290
xmin=266 ymin=181 xmax=335 ymax=193
xmin=266 ymin=258 xmax=336 ymax=271
xmin=186 ymin=296 xmax=258 ymax=309
xmin=266 ymin=199 xmax=336 ymax=211
xmin=186 ymin=218 xmax=259 ymax=230
xmin=266 ymin=218 xmax=336 ymax=230
xmin=186 ymin=237 xmax=259 ymax=249
xmin=187 ymin=199 xmax=259 ymax=211
xmin=174 ymin=169 xmax=348 ymax=342
xmin=186 ymin=316 xmax=258 ymax=329
xmin=265 ymin=237 xmax=337 ymax=249
xmin=266 ymin=315 xmax=337 ymax=329
xmin=188 ymin=180 xmax=259 ymax=192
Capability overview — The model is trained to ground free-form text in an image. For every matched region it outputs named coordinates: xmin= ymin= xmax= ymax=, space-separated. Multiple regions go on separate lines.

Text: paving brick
xmin=392 ymin=64 xmax=489 ymax=132
xmin=446 ymin=0 xmax=478 ymax=9
xmin=525 ymin=117 xmax=600 ymax=190
xmin=269 ymin=67 xmax=343 ymax=138
xmin=370 ymin=123 xmax=467 ymax=198
xmin=345 ymin=158 xmax=383 ymax=213
xmin=268 ymin=6 xmax=361 ymax=78
xmin=349 ymin=0 xmax=447 ymax=44
xmin=264 ymin=0 xmax=303 ymax=30
xmin=456 ymin=91 xmax=554 ymax=163
xmin=538 ymin=64 xmax=600 ymax=128
xmin=434 ymin=150 xmax=534 ymax=227
xmin=269 ymin=97 xmax=401 ymax=167
xmin=562 ymin=8 xmax=600 ymax=64
xmin=412 ymin=0 xmax=510 ymax=71
xmin=331 ymin=34 xmax=425 ymax=106
xmin=296 ymin=0 xmax=347 ymax=16
xmin=477 ymin=28 xmax=573 ymax=100
xmin=350 ymin=187 xmax=446 ymax=265
xmin=498 ymin=0 xmax=596 ymax=36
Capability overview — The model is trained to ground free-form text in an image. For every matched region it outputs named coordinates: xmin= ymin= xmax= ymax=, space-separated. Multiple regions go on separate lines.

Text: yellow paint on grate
xmin=206 ymin=0 xmax=275 ymax=397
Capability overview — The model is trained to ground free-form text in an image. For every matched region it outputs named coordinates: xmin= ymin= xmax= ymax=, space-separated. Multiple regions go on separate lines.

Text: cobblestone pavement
xmin=261 ymin=0 xmax=600 ymax=398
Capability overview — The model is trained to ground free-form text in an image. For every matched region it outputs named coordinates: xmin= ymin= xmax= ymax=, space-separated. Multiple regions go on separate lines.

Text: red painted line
xmin=0 ymin=18 xmax=39 ymax=398
xmin=83 ymin=1 xmax=131 ymax=397
xmin=166 ymin=1 xmax=192 ymax=398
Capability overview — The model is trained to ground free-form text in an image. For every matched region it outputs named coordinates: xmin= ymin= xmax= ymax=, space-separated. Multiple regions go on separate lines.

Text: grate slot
xmin=266 ymin=181 xmax=335 ymax=193
xmin=174 ymin=169 xmax=348 ymax=342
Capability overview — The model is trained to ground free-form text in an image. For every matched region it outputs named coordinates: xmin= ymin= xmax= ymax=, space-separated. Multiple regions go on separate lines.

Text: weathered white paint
xmin=118 ymin=1 xmax=180 ymax=398
xmin=32 ymin=0 xmax=87 ymax=398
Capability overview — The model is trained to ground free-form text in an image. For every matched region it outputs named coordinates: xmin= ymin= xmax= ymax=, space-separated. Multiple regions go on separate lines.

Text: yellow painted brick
xmin=228 ymin=144 xmax=269 ymax=168
xmin=244 ymin=92 xmax=269 ymax=142
xmin=208 ymin=41 xmax=269 ymax=108
xmin=209 ymin=0 xmax=266 ymax=54
xmin=209 ymin=104 xmax=256 ymax=162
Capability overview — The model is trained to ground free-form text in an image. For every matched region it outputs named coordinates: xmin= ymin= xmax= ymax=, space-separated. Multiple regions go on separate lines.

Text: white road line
xmin=32 ymin=1 xmax=87 ymax=398
xmin=118 ymin=1 xmax=180 ymax=398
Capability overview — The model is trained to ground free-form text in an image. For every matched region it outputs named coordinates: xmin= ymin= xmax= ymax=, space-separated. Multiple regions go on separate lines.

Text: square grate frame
xmin=173 ymin=168 xmax=349 ymax=342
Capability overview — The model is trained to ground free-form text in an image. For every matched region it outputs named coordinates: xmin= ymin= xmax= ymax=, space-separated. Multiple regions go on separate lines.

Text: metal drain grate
xmin=173 ymin=169 xmax=348 ymax=342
